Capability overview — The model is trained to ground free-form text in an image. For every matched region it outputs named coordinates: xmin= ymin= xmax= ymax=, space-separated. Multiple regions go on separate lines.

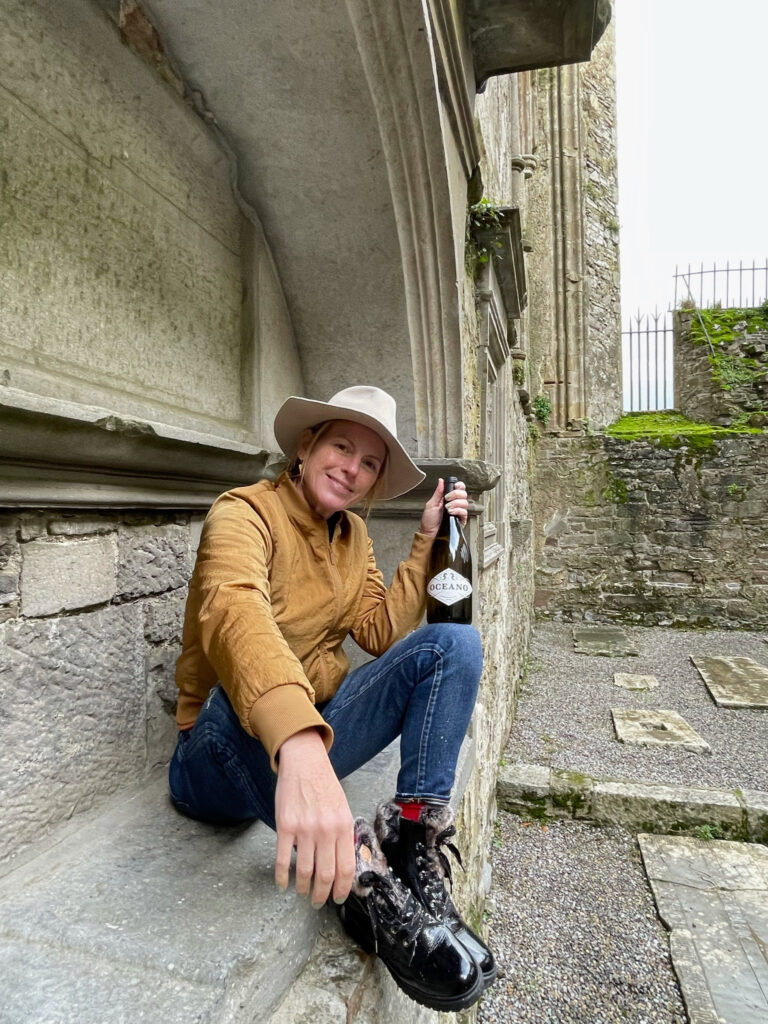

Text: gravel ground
xmin=477 ymin=813 xmax=686 ymax=1024
xmin=507 ymin=623 xmax=768 ymax=791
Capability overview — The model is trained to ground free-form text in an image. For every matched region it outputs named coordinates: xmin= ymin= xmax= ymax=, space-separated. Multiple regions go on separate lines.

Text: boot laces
xmin=358 ymin=869 xmax=424 ymax=961
xmin=415 ymin=825 xmax=465 ymax=910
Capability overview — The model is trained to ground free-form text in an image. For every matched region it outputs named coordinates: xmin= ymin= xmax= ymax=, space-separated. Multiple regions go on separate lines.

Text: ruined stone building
xmin=0 ymin=0 xmax=618 ymax=1017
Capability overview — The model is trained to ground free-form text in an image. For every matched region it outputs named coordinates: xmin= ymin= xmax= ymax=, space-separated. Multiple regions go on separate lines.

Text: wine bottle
xmin=426 ymin=476 xmax=473 ymax=624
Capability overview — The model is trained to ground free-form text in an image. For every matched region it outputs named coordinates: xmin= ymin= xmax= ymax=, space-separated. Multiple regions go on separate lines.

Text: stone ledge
xmin=0 ymin=737 xmax=476 ymax=1024
xmin=497 ymin=762 xmax=768 ymax=842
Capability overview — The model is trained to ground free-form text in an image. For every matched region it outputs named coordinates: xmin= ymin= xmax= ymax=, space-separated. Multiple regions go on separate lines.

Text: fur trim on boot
xmin=351 ymin=817 xmax=389 ymax=896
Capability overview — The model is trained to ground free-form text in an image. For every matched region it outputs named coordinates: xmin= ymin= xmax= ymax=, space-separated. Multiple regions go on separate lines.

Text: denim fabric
xmin=169 ymin=623 xmax=482 ymax=830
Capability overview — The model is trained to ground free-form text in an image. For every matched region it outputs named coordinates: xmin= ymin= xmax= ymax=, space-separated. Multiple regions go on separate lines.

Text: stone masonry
xmin=675 ymin=310 xmax=768 ymax=426
xmin=580 ymin=15 xmax=622 ymax=430
xmin=532 ymin=433 xmax=768 ymax=629
xmin=0 ymin=509 xmax=200 ymax=864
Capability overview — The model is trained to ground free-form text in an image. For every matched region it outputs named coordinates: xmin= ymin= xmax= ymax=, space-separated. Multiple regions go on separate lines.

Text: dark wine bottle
xmin=426 ymin=476 xmax=473 ymax=624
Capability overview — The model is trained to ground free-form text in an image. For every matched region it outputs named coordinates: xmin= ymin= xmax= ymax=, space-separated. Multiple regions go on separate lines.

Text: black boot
xmin=335 ymin=818 xmax=484 ymax=1012
xmin=375 ymin=801 xmax=497 ymax=989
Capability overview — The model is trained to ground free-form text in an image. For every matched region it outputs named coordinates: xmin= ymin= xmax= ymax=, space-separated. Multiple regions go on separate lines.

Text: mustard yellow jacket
xmin=175 ymin=472 xmax=432 ymax=770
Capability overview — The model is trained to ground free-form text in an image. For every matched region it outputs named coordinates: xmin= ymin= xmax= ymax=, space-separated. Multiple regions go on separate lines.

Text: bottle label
xmin=427 ymin=568 xmax=473 ymax=606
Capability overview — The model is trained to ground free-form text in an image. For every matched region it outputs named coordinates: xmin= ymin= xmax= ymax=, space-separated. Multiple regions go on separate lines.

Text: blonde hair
xmin=290 ymin=419 xmax=388 ymax=517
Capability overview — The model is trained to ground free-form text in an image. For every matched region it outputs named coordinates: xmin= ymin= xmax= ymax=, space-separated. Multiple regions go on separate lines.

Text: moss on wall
xmin=605 ymin=411 xmax=764 ymax=449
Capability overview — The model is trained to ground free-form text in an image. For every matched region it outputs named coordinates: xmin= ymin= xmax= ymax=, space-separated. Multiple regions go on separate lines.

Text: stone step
xmin=0 ymin=738 xmax=475 ymax=1024
xmin=497 ymin=762 xmax=768 ymax=842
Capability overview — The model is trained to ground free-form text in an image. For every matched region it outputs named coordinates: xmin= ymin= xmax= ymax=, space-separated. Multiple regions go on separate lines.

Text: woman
xmin=170 ymin=386 xmax=494 ymax=1011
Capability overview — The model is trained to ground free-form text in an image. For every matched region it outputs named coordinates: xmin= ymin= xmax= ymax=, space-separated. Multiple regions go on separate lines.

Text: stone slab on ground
xmin=573 ymin=624 xmax=639 ymax=657
xmin=639 ymin=834 xmax=768 ymax=1024
xmin=612 ymin=708 xmax=711 ymax=754
xmin=691 ymin=655 xmax=768 ymax=709
xmin=614 ymin=672 xmax=659 ymax=690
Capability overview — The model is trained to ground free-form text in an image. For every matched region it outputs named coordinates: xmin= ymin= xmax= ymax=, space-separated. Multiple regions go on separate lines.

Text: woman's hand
xmin=274 ymin=728 xmax=356 ymax=907
xmin=419 ymin=478 xmax=469 ymax=538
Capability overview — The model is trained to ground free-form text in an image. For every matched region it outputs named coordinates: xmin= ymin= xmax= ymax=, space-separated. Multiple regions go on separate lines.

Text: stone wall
xmin=580 ymin=16 xmax=622 ymax=428
xmin=533 ymin=434 xmax=768 ymax=628
xmin=521 ymin=11 xmax=621 ymax=432
xmin=675 ymin=310 xmax=768 ymax=427
xmin=0 ymin=508 xmax=198 ymax=863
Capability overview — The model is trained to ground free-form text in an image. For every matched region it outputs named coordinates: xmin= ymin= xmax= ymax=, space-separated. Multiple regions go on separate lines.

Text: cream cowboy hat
xmin=274 ymin=386 xmax=426 ymax=500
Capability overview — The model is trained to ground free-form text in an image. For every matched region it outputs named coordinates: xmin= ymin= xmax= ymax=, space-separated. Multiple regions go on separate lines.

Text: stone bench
xmin=0 ymin=739 xmax=475 ymax=1023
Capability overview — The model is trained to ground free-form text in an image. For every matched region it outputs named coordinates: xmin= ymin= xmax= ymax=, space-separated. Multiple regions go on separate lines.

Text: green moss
xmin=601 ymin=471 xmax=628 ymax=504
xmin=605 ymin=411 xmax=764 ymax=445
xmin=687 ymin=305 xmax=768 ymax=392
xmin=583 ymin=489 xmax=596 ymax=506
xmin=689 ymin=304 xmax=768 ymax=347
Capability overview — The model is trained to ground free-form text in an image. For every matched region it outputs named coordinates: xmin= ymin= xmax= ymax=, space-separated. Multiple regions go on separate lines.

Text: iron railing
xmin=622 ymin=310 xmax=674 ymax=412
xmin=674 ymin=260 xmax=768 ymax=310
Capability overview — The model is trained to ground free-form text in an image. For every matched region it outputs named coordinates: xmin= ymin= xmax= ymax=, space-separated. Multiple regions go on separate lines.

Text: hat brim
xmin=274 ymin=396 xmax=425 ymax=501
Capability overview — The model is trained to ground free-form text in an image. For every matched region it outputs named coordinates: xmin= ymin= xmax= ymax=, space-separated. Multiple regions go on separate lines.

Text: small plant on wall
xmin=465 ymin=196 xmax=504 ymax=276
xmin=533 ymin=394 xmax=553 ymax=428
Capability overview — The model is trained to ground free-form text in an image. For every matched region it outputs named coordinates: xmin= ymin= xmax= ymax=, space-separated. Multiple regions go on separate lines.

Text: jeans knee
xmin=421 ymin=622 xmax=483 ymax=678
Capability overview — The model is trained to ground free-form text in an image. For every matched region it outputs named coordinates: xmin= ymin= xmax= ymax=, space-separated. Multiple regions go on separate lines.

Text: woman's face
xmin=297 ymin=419 xmax=386 ymax=519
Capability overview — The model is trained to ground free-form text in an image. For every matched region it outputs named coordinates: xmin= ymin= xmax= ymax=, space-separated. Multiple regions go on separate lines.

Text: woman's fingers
xmin=294 ymin=834 xmax=316 ymax=898
xmin=274 ymin=826 xmax=295 ymax=893
xmin=311 ymin=831 xmax=338 ymax=908
xmin=445 ymin=480 xmax=469 ymax=525
xmin=332 ymin=824 xmax=356 ymax=905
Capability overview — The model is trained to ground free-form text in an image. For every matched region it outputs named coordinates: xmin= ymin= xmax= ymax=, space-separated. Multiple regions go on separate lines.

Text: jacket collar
xmin=275 ymin=471 xmax=350 ymax=540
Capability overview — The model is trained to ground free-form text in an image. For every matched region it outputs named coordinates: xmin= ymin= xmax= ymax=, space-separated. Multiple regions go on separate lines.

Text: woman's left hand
xmin=419 ymin=478 xmax=469 ymax=538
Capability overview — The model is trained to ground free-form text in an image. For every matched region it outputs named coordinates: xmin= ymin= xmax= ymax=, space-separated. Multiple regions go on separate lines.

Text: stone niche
xmin=0 ymin=0 xmax=301 ymax=506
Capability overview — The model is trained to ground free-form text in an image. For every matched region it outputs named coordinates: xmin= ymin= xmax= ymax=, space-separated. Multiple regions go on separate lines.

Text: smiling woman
xmin=168 ymin=385 xmax=495 ymax=1011
xmin=295 ymin=420 xmax=387 ymax=518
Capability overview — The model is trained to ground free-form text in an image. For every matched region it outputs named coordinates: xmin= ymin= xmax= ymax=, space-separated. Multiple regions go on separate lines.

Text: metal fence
xmin=674 ymin=260 xmax=768 ymax=310
xmin=622 ymin=310 xmax=674 ymax=412
xmin=622 ymin=260 xmax=768 ymax=412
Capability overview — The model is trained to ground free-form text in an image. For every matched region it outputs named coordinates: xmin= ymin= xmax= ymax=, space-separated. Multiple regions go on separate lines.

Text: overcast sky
xmin=615 ymin=0 xmax=768 ymax=322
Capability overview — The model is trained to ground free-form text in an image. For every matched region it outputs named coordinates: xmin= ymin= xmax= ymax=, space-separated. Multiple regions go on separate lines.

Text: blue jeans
xmin=168 ymin=623 xmax=482 ymax=830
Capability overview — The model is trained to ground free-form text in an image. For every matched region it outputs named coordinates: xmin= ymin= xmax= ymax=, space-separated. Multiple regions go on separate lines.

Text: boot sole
xmin=378 ymin=959 xmax=486 ymax=1012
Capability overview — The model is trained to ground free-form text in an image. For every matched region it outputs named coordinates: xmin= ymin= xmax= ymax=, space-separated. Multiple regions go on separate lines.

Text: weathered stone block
xmin=741 ymin=790 xmax=768 ymax=844
xmin=0 ymin=604 xmax=145 ymax=863
xmin=49 ymin=516 xmax=119 ymax=537
xmin=591 ymin=781 xmax=744 ymax=837
xmin=18 ymin=514 xmax=47 ymax=541
xmin=146 ymin=644 xmax=180 ymax=767
xmin=117 ymin=525 xmax=191 ymax=599
xmin=20 ymin=536 xmax=117 ymax=616
xmin=143 ymin=590 xmax=187 ymax=644
xmin=496 ymin=763 xmax=550 ymax=818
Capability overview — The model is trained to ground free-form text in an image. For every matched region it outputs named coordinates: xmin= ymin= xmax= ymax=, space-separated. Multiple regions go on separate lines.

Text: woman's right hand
xmin=274 ymin=728 xmax=356 ymax=907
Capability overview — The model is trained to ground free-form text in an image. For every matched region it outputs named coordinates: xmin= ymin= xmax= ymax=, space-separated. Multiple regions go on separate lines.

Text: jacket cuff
xmin=247 ymin=684 xmax=334 ymax=773
xmin=408 ymin=532 xmax=434 ymax=573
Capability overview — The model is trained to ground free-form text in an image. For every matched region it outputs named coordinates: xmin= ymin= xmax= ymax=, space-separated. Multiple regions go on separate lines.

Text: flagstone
xmin=572 ymin=625 xmax=639 ymax=657
xmin=612 ymin=709 xmax=710 ymax=754
xmin=639 ymin=834 xmax=768 ymax=1024
xmin=613 ymin=672 xmax=659 ymax=691
xmin=691 ymin=655 xmax=768 ymax=709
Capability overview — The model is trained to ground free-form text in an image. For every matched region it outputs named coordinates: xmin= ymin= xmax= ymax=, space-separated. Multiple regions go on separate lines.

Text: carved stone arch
xmin=141 ymin=0 xmax=464 ymax=459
